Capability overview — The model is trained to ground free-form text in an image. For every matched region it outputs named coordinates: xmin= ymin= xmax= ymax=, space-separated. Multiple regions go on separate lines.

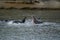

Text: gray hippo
xmin=32 ymin=16 xmax=43 ymax=24
xmin=13 ymin=17 xmax=26 ymax=23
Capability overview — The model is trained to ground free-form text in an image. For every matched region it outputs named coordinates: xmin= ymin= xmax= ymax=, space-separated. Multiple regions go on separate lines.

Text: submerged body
xmin=13 ymin=17 xmax=26 ymax=23
xmin=32 ymin=16 xmax=43 ymax=24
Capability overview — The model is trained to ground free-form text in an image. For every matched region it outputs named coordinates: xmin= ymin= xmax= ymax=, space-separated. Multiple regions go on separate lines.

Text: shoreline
xmin=0 ymin=7 xmax=60 ymax=10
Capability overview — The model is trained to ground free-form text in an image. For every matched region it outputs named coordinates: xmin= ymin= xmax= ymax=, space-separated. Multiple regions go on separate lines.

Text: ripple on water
xmin=0 ymin=20 xmax=60 ymax=40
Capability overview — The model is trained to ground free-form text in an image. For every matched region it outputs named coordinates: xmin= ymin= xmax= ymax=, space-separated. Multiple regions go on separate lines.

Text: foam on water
xmin=6 ymin=19 xmax=34 ymax=26
xmin=0 ymin=19 xmax=59 ymax=27
xmin=6 ymin=19 xmax=57 ymax=27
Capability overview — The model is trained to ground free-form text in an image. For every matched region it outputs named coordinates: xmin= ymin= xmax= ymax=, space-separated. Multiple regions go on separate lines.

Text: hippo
xmin=13 ymin=17 xmax=26 ymax=23
xmin=32 ymin=16 xmax=43 ymax=24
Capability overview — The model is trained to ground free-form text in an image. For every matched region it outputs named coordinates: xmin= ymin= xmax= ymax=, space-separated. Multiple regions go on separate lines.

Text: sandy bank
xmin=0 ymin=1 xmax=60 ymax=8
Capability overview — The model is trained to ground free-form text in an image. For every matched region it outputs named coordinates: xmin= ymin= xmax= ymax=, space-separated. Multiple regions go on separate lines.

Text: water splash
xmin=0 ymin=19 xmax=59 ymax=27
xmin=6 ymin=19 xmax=57 ymax=27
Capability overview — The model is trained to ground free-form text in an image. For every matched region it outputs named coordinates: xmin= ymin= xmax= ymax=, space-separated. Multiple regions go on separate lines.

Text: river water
xmin=0 ymin=9 xmax=60 ymax=40
xmin=0 ymin=9 xmax=60 ymax=22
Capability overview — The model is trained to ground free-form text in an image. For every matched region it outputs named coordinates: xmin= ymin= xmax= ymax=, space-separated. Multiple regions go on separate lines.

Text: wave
xmin=7 ymin=20 xmax=57 ymax=26
xmin=0 ymin=19 xmax=59 ymax=27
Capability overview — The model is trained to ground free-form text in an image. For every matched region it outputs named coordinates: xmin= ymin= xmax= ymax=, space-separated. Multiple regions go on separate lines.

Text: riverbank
xmin=0 ymin=7 xmax=60 ymax=10
xmin=0 ymin=2 xmax=60 ymax=10
xmin=0 ymin=1 xmax=60 ymax=9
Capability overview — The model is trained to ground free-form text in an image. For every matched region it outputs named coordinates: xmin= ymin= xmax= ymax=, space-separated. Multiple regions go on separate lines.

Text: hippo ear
xmin=32 ymin=16 xmax=38 ymax=21
xmin=32 ymin=16 xmax=35 ymax=18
